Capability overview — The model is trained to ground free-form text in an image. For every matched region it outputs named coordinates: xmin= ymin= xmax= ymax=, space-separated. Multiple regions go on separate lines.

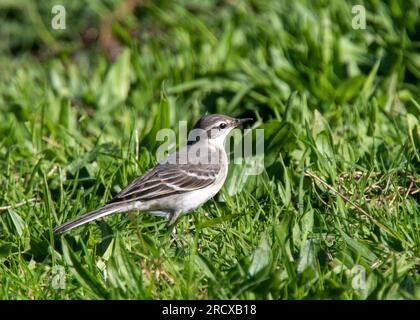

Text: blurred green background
xmin=0 ymin=0 xmax=419 ymax=299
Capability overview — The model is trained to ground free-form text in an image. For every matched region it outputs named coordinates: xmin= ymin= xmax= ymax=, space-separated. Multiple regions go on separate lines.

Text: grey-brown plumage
xmin=53 ymin=114 xmax=252 ymax=234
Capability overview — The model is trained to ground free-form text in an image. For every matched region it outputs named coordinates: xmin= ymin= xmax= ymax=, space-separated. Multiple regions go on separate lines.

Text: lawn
xmin=0 ymin=0 xmax=419 ymax=299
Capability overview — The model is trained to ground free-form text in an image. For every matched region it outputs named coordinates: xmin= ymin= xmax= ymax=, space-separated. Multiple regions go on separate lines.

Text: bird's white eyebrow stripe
xmin=213 ymin=120 xmax=224 ymax=127
xmin=208 ymin=120 xmax=228 ymax=130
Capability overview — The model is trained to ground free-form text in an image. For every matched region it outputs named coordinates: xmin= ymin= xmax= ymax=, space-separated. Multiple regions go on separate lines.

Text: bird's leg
xmin=166 ymin=211 xmax=182 ymax=247
xmin=170 ymin=227 xmax=182 ymax=248
xmin=166 ymin=210 xmax=182 ymax=228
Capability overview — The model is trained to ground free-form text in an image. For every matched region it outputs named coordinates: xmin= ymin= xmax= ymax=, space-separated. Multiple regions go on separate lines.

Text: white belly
xmin=172 ymin=181 xmax=224 ymax=213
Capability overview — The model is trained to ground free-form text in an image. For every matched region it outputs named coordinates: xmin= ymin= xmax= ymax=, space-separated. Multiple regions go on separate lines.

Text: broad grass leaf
xmin=98 ymin=49 xmax=131 ymax=110
xmin=58 ymin=98 xmax=70 ymax=130
xmin=315 ymin=131 xmax=334 ymax=159
xmin=0 ymin=244 xmax=12 ymax=258
xmin=312 ymin=109 xmax=328 ymax=137
xmin=248 ymin=233 xmax=271 ymax=278
xmin=223 ymin=163 xmax=249 ymax=197
xmin=341 ymin=232 xmax=377 ymax=265
xmin=407 ymin=113 xmax=420 ymax=162
xmin=406 ymin=52 xmax=420 ymax=79
xmin=7 ymin=209 xmax=27 ymax=237
xmin=197 ymin=213 xmax=239 ymax=229
xmin=368 ymin=98 xmax=379 ymax=136
xmin=261 ymin=121 xmax=295 ymax=167
xmin=297 ymin=240 xmax=317 ymax=275
xmin=142 ymin=97 xmax=172 ymax=151
xmin=335 ymin=75 xmax=365 ymax=103
xmin=194 ymin=254 xmax=218 ymax=282
xmin=361 ymin=59 xmax=380 ymax=101
xmin=299 ymin=209 xmax=314 ymax=246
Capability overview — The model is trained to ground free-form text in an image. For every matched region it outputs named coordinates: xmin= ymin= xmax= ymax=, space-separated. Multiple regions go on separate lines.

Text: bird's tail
xmin=53 ymin=204 xmax=125 ymax=235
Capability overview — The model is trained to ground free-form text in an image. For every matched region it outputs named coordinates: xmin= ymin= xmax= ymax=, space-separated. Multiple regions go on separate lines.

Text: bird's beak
xmin=234 ymin=118 xmax=253 ymax=127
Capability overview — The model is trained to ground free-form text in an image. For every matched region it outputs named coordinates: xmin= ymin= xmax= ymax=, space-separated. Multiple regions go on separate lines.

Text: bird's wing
xmin=107 ymin=163 xmax=220 ymax=204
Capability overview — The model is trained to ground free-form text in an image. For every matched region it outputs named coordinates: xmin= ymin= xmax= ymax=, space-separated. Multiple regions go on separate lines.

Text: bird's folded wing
xmin=107 ymin=163 xmax=220 ymax=204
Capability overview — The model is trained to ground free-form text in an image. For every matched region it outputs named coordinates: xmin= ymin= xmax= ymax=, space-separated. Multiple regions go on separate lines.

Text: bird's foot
xmin=170 ymin=227 xmax=182 ymax=248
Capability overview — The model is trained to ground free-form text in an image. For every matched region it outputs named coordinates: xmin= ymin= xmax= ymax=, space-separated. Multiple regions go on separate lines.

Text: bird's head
xmin=189 ymin=114 xmax=253 ymax=146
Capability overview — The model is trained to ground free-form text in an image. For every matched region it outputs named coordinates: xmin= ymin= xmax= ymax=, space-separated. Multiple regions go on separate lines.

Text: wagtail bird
xmin=53 ymin=114 xmax=253 ymax=234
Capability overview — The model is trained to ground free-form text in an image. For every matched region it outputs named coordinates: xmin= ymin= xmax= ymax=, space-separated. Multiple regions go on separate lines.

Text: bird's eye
xmin=219 ymin=123 xmax=227 ymax=129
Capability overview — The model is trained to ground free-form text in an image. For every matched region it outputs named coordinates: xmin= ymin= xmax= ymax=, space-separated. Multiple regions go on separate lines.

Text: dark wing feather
xmin=107 ymin=163 xmax=220 ymax=204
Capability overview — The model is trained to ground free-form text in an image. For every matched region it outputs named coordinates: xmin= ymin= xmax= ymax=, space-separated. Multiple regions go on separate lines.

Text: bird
xmin=53 ymin=114 xmax=253 ymax=235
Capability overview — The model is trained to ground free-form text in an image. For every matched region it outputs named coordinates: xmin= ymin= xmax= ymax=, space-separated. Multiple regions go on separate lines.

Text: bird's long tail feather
xmin=53 ymin=204 xmax=124 ymax=234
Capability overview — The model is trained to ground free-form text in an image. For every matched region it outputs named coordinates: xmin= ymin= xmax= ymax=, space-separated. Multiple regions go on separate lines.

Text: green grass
xmin=0 ymin=0 xmax=419 ymax=299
